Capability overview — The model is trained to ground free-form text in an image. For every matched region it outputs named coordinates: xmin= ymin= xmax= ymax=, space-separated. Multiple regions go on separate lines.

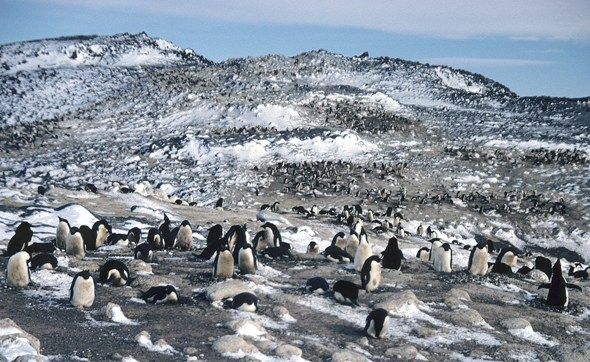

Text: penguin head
xmin=78 ymin=270 xmax=92 ymax=280
xmin=70 ymin=226 xmax=80 ymax=235
xmin=386 ymin=236 xmax=399 ymax=250
xmin=92 ymin=219 xmax=112 ymax=235
xmin=486 ymin=239 xmax=494 ymax=252
xmin=58 ymin=217 xmax=71 ymax=228
xmin=552 ymin=259 xmax=563 ymax=278
xmin=16 ymin=222 xmax=33 ymax=238
xmin=128 ymin=227 xmax=142 ymax=243
xmin=307 ymin=241 xmax=319 ymax=253
xmin=441 ymin=243 xmax=451 ymax=252
xmin=180 ymin=220 xmax=191 ymax=228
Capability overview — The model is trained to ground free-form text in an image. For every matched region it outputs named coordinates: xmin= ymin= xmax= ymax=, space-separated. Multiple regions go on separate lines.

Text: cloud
xmin=423 ymin=57 xmax=557 ymax=67
xmin=42 ymin=0 xmax=590 ymax=40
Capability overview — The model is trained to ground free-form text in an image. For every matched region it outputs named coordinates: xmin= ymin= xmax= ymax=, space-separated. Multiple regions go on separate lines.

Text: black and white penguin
xmin=55 ymin=217 xmax=70 ymax=250
xmin=468 ymin=240 xmax=490 ymax=276
xmin=197 ymin=224 xmax=223 ymax=260
xmin=306 ymin=241 xmax=320 ymax=255
xmin=434 ymin=243 xmax=452 ymax=272
xmin=332 ymin=231 xmax=347 ymax=250
xmin=213 ymin=242 xmax=234 ymax=279
xmin=6 ymin=251 xmax=31 ymax=288
xmin=568 ymin=264 xmax=589 ymax=280
xmin=237 ymin=243 xmax=257 ymax=275
xmin=538 ymin=259 xmax=582 ymax=307
xmin=159 ymin=214 xmax=176 ymax=249
xmin=175 ymin=220 xmax=193 ymax=251
xmin=224 ymin=225 xmax=245 ymax=252
xmin=66 ymin=227 xmax=86 ymax=259
xmin=147 ymin=228 xmax=164 ymax=251
xmin=306 ymin=277 xmax=329 ymax=294
xmin=25 ymin=242 xmax=56 ymax=254
xmin=364 ymin=308 xmax=390 ymax=339
xmin=231 ymin=292 xmax=258 ymax=312
xmin=323 ymin=242 xmax=353 ymax=263
xmin=29 ymin=253 xmax=58 ymax=270
xmin=79 ymin=225 xmax=97 ymax=251
xmin=416 ymin=247 xmax=430 ymax=262
xmin=134 ymin=243 xmax=153 ymax=263
xmin=215 ymin=197 xmax=224 ymax=209
xmin=99 ymin=259 xmax=130 ymax=286
xmin=142 ymin=285 xmax=178 ymax=304
xmin=70 ymin=270 xmax=94 ymax=308
xmin=491 ymin=248 xmax=517 ymax=274
xmin=5 ymin=222 xmax=33 ymax=256
xmin=260 ymin=243 xmax=292 ymax=259
xmin=107 ymin=227 xmax=142 ymax=247
xmin=91 ymin=219 xmax=111 ymax=249
xmin=354 ymin=230 xmax=372 ymax=272
xmin=261 ymin=222 xmax=282 ymax=248
xmin=361 ymin=255 xmax=382 ymax=292
xmin=381 ymin=236 xmax=404 ymax=270
xmin=333 ymin=280 xmax=361 ymax=306
xmin=535 ymin=256 xmax=553 ymax=280
xmin=429 ymin=238 xmax=442 ymax=265
xmin=416 ymin=223 xmax=424 ymax=237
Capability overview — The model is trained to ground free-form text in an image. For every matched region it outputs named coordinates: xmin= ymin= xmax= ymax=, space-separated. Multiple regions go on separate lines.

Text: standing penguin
xmin=142 ymin=285 xmax=178 ymax=304
xmin=429 ymin=238 xmax=442 ymax=265
xmin=55 ymin=217 xmax=70 ymax=250
xmin=354 ymin=230 xmax=372 ymax=272
xmin=197 ymin=224 xmax=223 ymax=260
xmin=91 ymin=219 xmax=111 ymax=249
xmin=434 ymin=243 xmax=452 ymax=272
xmin=468 ymin=240 xmax=490 ymax=276
xmin=159 ymin=214 xmax=176 ymax=249
xmin=261 ymin=222 xmax=282 ymax=248
xmin=70 ymin=270 xmax=95 ymax=308
xmin=237 ymin=243 xmax=257 ymax=275
xmin=213 ymin=242 xmax=234 ymax=279
xmin=416 ymin=224 xmax=424 ymax=237
xmin=66 ymin=227 xmax=86 ymax=259
xmin=535 ymin=256 xmax=553 ymax=280
xmin=364 ymin=308 xmax=390 ymax=339
xmin=381 ymin=236 xmax=404 ymax=270
xmin=175 ymin=220 xmax=193 ymax=251
xmin=99 ymin=260 xmax=130 ymax=286
xmin=5 ymin=222 xmax=33 ymax=256
xmin=332 ymin=231 xmax=347 ymax=250
xmin=6 ymin=251 xmax=31 ymax=288
xmin=416 ymin=247 xmax=430 ymax=262
xmin=361 ymin=255 xmax=382 ymax=292
xmin=538 ymin=259 xmax=582 ymax=307
xmin=147 ymin=228 xmax=164 ymax=251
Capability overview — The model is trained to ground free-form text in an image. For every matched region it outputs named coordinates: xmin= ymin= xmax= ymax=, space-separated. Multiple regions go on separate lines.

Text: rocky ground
xmin=1 ymin=187 xmax=589 ymax=361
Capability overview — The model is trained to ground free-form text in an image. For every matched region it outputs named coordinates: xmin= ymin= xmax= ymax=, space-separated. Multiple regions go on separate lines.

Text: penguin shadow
xmin=526 ymin=297 xmax=585 ymax=314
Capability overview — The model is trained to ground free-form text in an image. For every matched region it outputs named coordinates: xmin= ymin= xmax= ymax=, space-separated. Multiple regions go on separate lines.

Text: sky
xmin=0 ymin=0 xmax=589 ymax=97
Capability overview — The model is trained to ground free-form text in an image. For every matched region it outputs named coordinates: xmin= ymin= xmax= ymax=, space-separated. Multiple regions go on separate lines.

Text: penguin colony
xmin=1 ymin=199 xmax=586 ymax=349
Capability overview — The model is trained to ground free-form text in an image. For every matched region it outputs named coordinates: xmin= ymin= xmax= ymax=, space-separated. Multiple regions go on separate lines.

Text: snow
xmin=508 ymin=326 xmax=558 ymax=347
xmin=435 ymin=67 xmax=485 ymax=94
xmin=483 ymin=139 xmax=589 ymax=154
xmin=0 ymin=336 xmax=39 ymax=361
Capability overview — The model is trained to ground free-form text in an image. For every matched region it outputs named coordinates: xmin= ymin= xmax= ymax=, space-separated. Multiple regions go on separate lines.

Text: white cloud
xmin=423 ymin=57 xmax=557 ymax=67
xmin=44 ymin=0 xmax=590 ymax=40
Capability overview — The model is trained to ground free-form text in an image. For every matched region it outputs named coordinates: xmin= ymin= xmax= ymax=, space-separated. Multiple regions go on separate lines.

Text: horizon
xmin=1 ymin=0 xmax=589 ymax=98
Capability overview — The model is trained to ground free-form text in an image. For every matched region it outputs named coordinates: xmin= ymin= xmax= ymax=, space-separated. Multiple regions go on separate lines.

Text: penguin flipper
xmin=538 ymin=283 xmax=550 ymax=289
xmin=566 ymin=283 xmax=582 ymax=291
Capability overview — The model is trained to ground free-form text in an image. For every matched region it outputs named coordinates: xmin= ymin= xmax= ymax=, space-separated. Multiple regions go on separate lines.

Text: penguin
xmin=142 ymin=285 xmax=178 ymax=304
xmin=231 ymin=292 xmax=259 ymax=312
xmin=66 ymin=227 xmax=86 ymax=259
xmin=352 ymin=219 xmax=364 ymax=235
xmin=25 ymin=242 xmax=56 ymax=254
xmin=491 ymin=248 xmax=517 ymax=274
xmin=364 ymin=308 xmax=390 ymax=339
xmin=225 ymin=225 xmax=245 ymax=252
xmin=416 ymin=247 xmax=430 ymax=262
xmin=261 ymin=222 xmax=282 ymax=248
xmin=215 ymin=197 xmax=224 ymax=209
xmin=332 ymin=280 xmax=361 ymax=306
xmin=147 ymin=228 xmax=164 ymax=251
xmin=91 ymin=219 xmax=111 ymax=249
xmin=306 ymin=241 xmax=320 ymax=255
xmin=197 ymin=224 xmax=223 ymax=260
xmin=99 ymin=259 xmax=130 ymax=286
xmin=70 ymin=270 xmax=95 ymax=308
xmin=134 ymin=243 xmax=153 ymax=263
xmin=538 ymin=259 xmax=582 ymax=307
xmin=360 ymin=255 xmax=382 ymax=292
xmin=107 ymin=227 xmax=142 ymax=246
xmin=6 ymin=251 xmax=31 ymax=288
xmin=323 ymin=242 xmax=353 ymax=263
xmin=260 ymin=243 xmax=292 ymax=259
xmin=5 ymin=222 xmax=33 ymax=256
xmin=429 ymin=238 xmax=443 ymax=264
xmin=434 ymin=243 xmax=452 ymax=272
xmin=55 ymin=217 xmax=70 ymax=250
xmin=381 ymin=236 xmax=404 ymax=270
xmin=306 ymin=277 xmax=329 ymax=294
xmin=535 ymin=256 xmax=553 ymax=280
xmin=175 ymin=220 xmax=193 ymax=251
xmin=332 ymin=231 xmax=347 ymax=250
xmin=213 ymin=242 xmax=234 ymax=279
xmin=159 ymin=214 xmax=176 ymax=249
xmin=354 ymin=230 xmax=372 ymax=272
xmin=237 ymin=243 xmax=257 ymax=275
xmin=568 ymin=265 xmax=589 ymax=280
xmin=396 ymin=223 xmax=406 ymax=238
xmin=346 ymin=231 xmax=360 ymax=260
xmin=29 ymin=253 xmax=58 ymax=270
xmin=468 ymin=240 xmax=489 ymax=276
xmin=416 ymin=224 xmax=424 ymax=237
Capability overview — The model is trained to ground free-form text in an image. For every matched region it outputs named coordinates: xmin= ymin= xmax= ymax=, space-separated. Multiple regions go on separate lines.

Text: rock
xmin=331 ymin=350 xmax=370 ymax=362
xmin=305 ymin=340 xmax=334 ymax=359
xmin=375 ymin=290 xmax=421 ymax=314
xmin=450 ymin=309 xmax=486 ymax=326
xmin=183 ymin=347 xmax=199 ymax=356
xmin=0 ymin=318 xmax=42 ymax=353
xmin=67 ymin=259 xmax=99 ymax=272
xmin=13 ymin=355 xmax=48 ymax=362
xmin=448 ymin=288 xmax=471 ymax=301
xmin=272 ymin=306 xmax=290 ymax=319
xmin=213 ymin=335 xmax=259 ymax=355
xmin=110 ymin=353 xmax=123 ymax=360
xmin=130 ymin=274 xmax=175 ymax=289
xmin=500 ymin=318 xmax=531 ymax=330
xmin=558 ymin=344 xmax=590 ymax=361
xmin=529 ymin=269 xmax=550 ymax=283
xmin=444 ymin=296 xmax=467 ymax=310
xmin=275 ymin=344 xmax=302 ymax=358
xmin=412 ymin=326 xmax=437 ymax=338
xmin=227 ymin=319 xmax=267 ymax=337
xmin=206 ymin=279 xmax=251 ymax=301
xmin=127 ymin=259 xmax=152 ymax=274
xmin=357 ymin=337 xmax=370 ymax=347
xmin=385 ymin=345 xmax=419 ymax=360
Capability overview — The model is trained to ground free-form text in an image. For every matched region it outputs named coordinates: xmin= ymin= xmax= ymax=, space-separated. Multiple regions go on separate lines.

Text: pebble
xmin=213 ymin=335 xmax=259 ymax=355
xmin=385 ymin=345 xmax=419 ymax=360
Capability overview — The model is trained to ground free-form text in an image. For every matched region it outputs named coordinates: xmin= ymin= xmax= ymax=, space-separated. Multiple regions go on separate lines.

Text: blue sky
xmin=1 ymin=0 xmax=589 ymax=97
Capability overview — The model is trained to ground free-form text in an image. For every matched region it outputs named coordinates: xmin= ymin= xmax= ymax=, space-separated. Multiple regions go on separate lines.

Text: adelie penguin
xmin=468 ymin=240 xmax=492 ymax=276
xmin=323 ymin=237 xmax=353 ymax=263
xmin=306 ymin=277 xmax=329 ymax=294
xmin=159 ymin=214 xmax=177 ymax=249
xmin=6 ymin=251 xmax=31 ymax=288
xmin=30 ymin=253 xmax=58 ymax=270
xmin=134 ymin=243 xmax=153 ymax=263
xmin=260 ymin=222 xmax=282 ymax=250
xmin=416 ymin=247 xmax=430 ymax=262
xmin=175 ymin=220 xmax=193 ymax=251
xmin=538 ymin=259 xmax=582 ymax=307
xmin=213 ymin=242 xmax=234 ymax=279
xmin=147 ymin=228 xmax=164 ymax=251
xmin=491 ymin=248 xmax=517 ymax=274
xmin=535 ymin=256 xmax=553 ymax=280
xmin=332 ymin=280 xmax=361 ymax=306
xmin=66 ymin=227 xmax=86 ymax=259
xmin=99 ymin=259 xmax=130 ymax=286
xmin=142 ymin=285 xmax=178 ymax=304
xmin=196 ymin=224 xmax=223 ymax=260
xmin=90 ymin=219 xmax=111 ymax=250
xmin=70 ymin=270 xmax=95 ymax=308
xmin=332 ymin=231 xmax=347 ymax=250
xmin=4 ymin=222 xmax=33 ymax=257
xmin=237 ymin=242 xmax=257 ymax=275
xmin=434 ymin=243 xmax=453 ymax=273
xmin=354 ymin=230 xmax=372 ymax=272
xmin=364 ymin=308 xmax=390 ymax=339
xmin=306 ymin=241 xmax=319 ymax=255
xmin=108 ymin=227 xmax=141 ymax=247
xmin=230 ymin=292 xmax=258 ymax=312
xmin=361 ymin=255 xmax=382 ymax=292
xmin=55 ymin=217 xmax=70 ymax=250
xmin=381 ymin=236 xmax=404 ymax=270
